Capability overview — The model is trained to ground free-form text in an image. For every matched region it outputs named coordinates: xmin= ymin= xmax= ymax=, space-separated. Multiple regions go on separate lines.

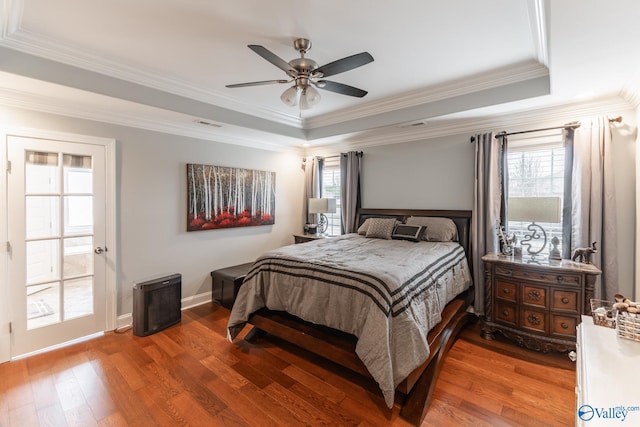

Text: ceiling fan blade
xmin=226 ymin=79 xmax=289 ymax=88
xmin=315 ymin=52 xmax=374 ymax=78
xmin=317 ymin=80 xmax=368 ymax=98
xmin=248 ymin=45 xmax=297 ymax=76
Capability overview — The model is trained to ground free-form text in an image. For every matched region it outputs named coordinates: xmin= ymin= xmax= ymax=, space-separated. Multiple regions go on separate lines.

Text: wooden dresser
xmin=481 ymin=253 xmax=601 ymax=352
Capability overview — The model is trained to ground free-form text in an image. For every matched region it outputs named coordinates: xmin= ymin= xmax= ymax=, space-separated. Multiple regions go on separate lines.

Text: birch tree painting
xmin=187 ymin=164 xmax=276 ymax=231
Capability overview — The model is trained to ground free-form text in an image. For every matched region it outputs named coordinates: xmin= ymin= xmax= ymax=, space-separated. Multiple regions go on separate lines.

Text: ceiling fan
xmin=226 ymin=38 xmax=374 ymax=110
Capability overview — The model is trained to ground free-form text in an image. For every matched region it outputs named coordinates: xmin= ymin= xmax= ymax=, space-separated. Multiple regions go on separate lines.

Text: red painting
xmin=187 ymin=164 xmax=275 ymax=231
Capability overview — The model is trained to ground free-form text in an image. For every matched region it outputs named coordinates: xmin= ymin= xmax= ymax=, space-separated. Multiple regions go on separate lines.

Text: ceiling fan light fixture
xmin=280 ymin=85 xmax=299 ymax=106
xmin=299 ymin=85 xmax=321 ymax=110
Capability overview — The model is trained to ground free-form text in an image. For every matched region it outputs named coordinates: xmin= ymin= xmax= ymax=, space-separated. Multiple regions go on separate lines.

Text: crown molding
xmin=306 ymin=95 xmax=634 ymax=153
xmin=620 ymin=73 xmax=640 ymax=109
xmin=527 ymin=0 xmax=548 ymax=67
xmin=0 ymin=87 xmax=304 ymax=153
xmin=0 ymin=22 xmax=305 ymax=129
xmin=304 ymin=61 xmax=549 ymax=129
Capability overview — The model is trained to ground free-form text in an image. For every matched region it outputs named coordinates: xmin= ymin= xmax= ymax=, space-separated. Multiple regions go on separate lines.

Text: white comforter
xmin=227 ymin=234 xmax=471 ymax=407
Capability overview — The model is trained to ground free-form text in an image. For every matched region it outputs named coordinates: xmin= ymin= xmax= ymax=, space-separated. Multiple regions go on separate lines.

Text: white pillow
xmin=405 ymin=216 xmax=458 ymax=241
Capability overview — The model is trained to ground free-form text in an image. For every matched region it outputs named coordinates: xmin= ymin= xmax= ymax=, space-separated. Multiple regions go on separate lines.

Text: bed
xmin=227 ymin=208 xmax=474 ymax=425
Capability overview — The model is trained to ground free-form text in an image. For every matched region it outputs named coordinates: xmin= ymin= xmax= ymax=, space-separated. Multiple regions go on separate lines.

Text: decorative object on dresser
xmin=210 ymin=262 xmax=254 ymax=309
xmin=308 ymin=197 xmax=337 ymax=234
xmin=481 ymin=253 xmax=601 ymax=352
xmin=507 ymin=197 xmax=561 ymax=260
xmin=572 ymin=241 xmax=597 ymax=263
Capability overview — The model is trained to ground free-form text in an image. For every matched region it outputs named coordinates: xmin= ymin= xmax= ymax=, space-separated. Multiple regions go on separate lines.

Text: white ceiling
xmin=0 ymin=0 xmax=638 ymax=151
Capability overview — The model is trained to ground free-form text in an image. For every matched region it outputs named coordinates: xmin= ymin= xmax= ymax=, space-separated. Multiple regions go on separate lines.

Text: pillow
xmin=365 ymin=217 xmax=397 ymax=239
xmin=391 ymin=224 xmax=425 ymax=242
xmin=358 ymin=217 xmax=401 ymax=235
xmin=405 ymin=216 xmax=458 ymax=242
xmin=357 ymin=218 xmax=371 ymax=235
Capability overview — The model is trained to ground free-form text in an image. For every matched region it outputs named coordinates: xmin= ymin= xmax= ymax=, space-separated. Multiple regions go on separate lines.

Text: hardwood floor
xmin=0 ymin=303 xmax=576 ymax=426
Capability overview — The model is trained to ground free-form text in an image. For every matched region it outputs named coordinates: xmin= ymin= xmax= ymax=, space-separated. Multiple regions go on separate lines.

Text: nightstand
xmin=293 ymin=233 xmax=329 ymax=244
xmin=481 ymin=253 xmax=601 ymax=352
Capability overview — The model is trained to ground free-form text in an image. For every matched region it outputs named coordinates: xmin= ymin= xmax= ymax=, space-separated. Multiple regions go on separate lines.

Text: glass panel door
xmin=8 ymin=136 xmax=106 ymax=357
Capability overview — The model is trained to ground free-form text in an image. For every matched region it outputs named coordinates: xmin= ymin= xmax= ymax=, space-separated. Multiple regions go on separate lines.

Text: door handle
xmin=94 ymin=246 xmax=107 ymax=254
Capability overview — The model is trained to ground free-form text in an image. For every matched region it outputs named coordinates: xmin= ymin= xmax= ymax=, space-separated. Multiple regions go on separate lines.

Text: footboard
xmin=245 ymin=288 xmax=474 ymax=425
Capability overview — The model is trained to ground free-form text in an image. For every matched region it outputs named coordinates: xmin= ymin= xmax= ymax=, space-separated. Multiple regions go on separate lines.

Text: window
xmin=506 ymin=130 xmax=565 ymax=255
xmin=321 ymin=157 xmax=342 ymax=236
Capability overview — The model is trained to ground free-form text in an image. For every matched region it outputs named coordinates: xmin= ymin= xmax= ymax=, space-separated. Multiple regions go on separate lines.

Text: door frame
xmin=1 ymin=126 xmax=116 ymax=363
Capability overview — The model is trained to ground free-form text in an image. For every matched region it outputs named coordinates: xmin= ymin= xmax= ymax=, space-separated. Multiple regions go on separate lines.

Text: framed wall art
xmin=187 ymin=163 xmax=275 ymax=231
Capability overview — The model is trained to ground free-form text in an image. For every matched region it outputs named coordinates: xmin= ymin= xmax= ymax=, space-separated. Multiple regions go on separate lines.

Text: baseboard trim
xmin=115 ymin=291 xmax=213 ymax=330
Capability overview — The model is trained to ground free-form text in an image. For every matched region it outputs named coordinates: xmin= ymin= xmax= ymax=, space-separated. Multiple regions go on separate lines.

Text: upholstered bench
xmin=210 ymin=262 xmax=254 ymax=309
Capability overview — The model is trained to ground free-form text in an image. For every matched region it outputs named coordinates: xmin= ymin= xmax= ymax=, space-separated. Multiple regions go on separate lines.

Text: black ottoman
xmin=210 ymin=262 xmax=254 ymax=309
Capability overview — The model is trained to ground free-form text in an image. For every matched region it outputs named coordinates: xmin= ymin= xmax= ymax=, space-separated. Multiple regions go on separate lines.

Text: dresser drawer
xmin=495 ymin=279 xmax=517 ymax=302
xmin=552 ymin=289 xmax=579 ymax=313
xmin=520 ymin=308 xmax=547 ymax=334
xmin=495 ymin=266 xmax=580 ymax=286
xmin=522 ymin=285 xmax=547 ymax=309
xmin=550 ymin=314 xmax=577 ymax=339
xmin=495 ymin=300 xmax=518 ymax=327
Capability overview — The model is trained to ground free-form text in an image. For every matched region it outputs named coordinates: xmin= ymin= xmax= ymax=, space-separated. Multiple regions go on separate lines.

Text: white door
xmin=7 ymin=135 xmax=108 ymax=357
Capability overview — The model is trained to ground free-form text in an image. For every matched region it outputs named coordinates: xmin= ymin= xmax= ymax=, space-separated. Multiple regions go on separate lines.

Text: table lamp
xmin=308 ymin=198 xmax=337 ymax=234
xmin=508 ymin=197 xmax=561 ymax=260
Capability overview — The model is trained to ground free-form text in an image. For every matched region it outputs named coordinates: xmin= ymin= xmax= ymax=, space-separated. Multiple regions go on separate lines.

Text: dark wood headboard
xmin=356 ymin=208 xmax=473 ymax=273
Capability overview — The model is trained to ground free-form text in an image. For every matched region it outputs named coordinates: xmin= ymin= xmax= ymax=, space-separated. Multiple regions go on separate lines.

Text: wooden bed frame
xmin=242 ymin=209 xmax=475 ymax=425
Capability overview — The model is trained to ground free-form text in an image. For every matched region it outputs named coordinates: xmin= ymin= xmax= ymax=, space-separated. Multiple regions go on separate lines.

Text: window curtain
xmin=302 ymin=156 xmax=322 ymax=225
xmin=340 ymin=151 xmax=362 ymax=234
xmin=570 ymin=117 xmax=617 ymax=300
xmin=471 ymin=132 xmax=507 ymax=315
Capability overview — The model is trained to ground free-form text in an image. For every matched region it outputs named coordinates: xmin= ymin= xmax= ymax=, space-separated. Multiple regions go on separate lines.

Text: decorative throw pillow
xmin=357 ymin=218 xmax=371 ymax=235
xmin=391 ymin=224 xmax=425 ymax=242
xmin=365 ymin=217 xmax=397 ymax=239
xmin=405 ymin=216 xmax=458 ymax=241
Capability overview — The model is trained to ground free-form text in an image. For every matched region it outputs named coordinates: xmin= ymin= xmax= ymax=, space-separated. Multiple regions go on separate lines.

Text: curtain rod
xmin=303 ymin=151 xmax=363 ymax=161
xmin=471 ymin=116 xmax=622 ymax=143
xmin=494 ymin=121 xmax=581 ymax=138
xmin=322 ymin=151 xmax=363 ymax=159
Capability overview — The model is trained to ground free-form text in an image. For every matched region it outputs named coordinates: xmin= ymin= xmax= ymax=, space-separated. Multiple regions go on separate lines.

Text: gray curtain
xmin=471 ymin=132 xmax=505 ymax=315
xmin=340 ymin=151 xmax=362 ymax=234
xmin=571 ymin=117 xmax=617 ymax=300
xmin=302 ymin=156 xmax=322 ymax=225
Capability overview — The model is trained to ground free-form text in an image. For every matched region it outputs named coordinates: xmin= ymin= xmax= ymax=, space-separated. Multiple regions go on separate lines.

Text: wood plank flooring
xmin=0 ymin=303 xmax=576 ymax=426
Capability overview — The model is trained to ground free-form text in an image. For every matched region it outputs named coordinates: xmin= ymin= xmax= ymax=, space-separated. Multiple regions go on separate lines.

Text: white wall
xmin=361 ymin=134 xmax=474 ymax=210
xmin=0 ymin=107 xmax=305 ymax=317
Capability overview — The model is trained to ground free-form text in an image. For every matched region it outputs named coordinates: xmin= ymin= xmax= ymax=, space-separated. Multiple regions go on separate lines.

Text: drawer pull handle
xmin=502 ymin=310 xmax=509 ymax=317
xmin=527 ymin=290 xmax=541 ymax=300
xmin=502 ymin=288 xmax=510 ymax=294
xmin=562 ymin=297 xmax=570 ymax=304
xmin=557 ymin=276 xmax=565 ymax=282
xmin=561 ymin=322 xmax=569 ymax=329
xmin=527 ymin=313 xmax=541 ymax=325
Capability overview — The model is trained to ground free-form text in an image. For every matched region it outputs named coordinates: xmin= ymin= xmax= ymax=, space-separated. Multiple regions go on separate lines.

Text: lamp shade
xmin=299 ymin=86 xmax=321 ymax=110
xmin=308 ymin=198 xmax=336 ymax=214
xmin=280 ymin=86 xmax=299 ymax=106
xmin=508 ymin=197 xmax=561 ymax=223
